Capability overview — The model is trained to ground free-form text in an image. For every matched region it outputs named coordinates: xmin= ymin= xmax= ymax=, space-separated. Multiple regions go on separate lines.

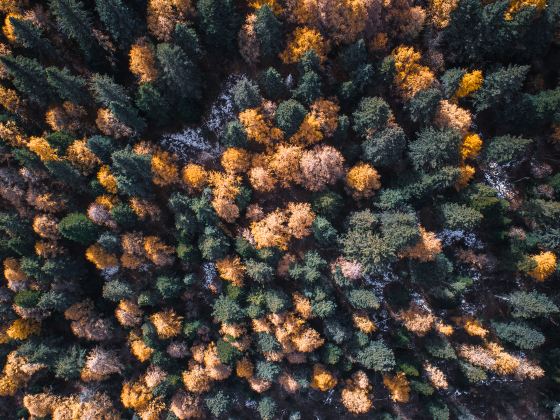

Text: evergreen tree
xmin=156 ymin=43 xmax=202 ymax=101
xmin=46 ymin=67 xmax=90 ymax=105
xmin=352 ymin=97 xmax=392 ymax=137
xmin=0 ymin=55 xmax=52 ymax=104
xmin=49 ymin=0 xmax=102 ymax=61
xmin=407 ymin=88 xmax=442 ymax=123
xmin=174 ymin=24 xmax=203 ymax=59
xmin=258 ymin=67 xmax=286 ymax=100
xmin=482 ymin=135 xmax=533 ymax=165
xmin=111 ymin=148 xmax=153 ymax=197
xmin=356 ymin=339 xmax=395 ymax=371
xmin=232 ymin=76 xmax=261 ymax=110
xmin=292 ymin=71 xmax=321 ymax=105
xmin=409 ymin=128 xmax=462 ymax=172
xmin=254 ymin=5 xmax=282 ymax=60
xmin=275 ymin=99 xmax=306 ymax=137
xmin=8 ymin=17 xmax=55 ymax=58
xmin=95 ymin=0 xmax=140 ymax=48
xmin=473 ymin=65 xmax=530 ymax=112
xmin=197 ymin=0 xmax=241 ymax=52
xmin=91 ymin=74 xmax=145 ymax=132
xmin=362 ymin=126 xmax=407 ymax=168
xmin=58 ymin=213 xmax=100 ymax=245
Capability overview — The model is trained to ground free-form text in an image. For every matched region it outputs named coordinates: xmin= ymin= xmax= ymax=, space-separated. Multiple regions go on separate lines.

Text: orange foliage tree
xmin=392 ymin=45 xmax=435 ymax=99
xmin=280 ymin=27 xmax=330 ymax=64
xmin=528 ymin=251 xmax=557 ymax=282
xmin=346 ymin=162 xmax=381 ymax=199
xmin=129 ymin=40 xmax=158 ymax=83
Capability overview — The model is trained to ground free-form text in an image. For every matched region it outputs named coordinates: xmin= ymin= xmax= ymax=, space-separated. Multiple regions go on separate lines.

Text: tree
xmin=49 ymin=0 xmax=101 ymax=61
xmin=409 ymin=128 xmax=462 ymax=171
xmin=233 ymin=76 xmax=261 ymax=110
xmin=258 ymin=396 xmax=277 ymax=420
xmin=258 ymin=67 xmax=285 ymax=100
xmin=341 ymin=229 xmax=394 ymax=275
xmin=254 ymin=5 xmax=282 ymax=60
xmin=439 ymin=203 xmax=483 ymax=231
xmin=0 ymin=55 xmax=51 ymax=104
xmin=299 ymin=145 xmax=345 ymax=191
xmin=95 ymin=0 xmax=140 ymax=48
xmin=528 ymin=251 xmax=557 ymax=282
xmin=356 ymin=340 xmax=395 ymax=371
xmin=392 ymin=46 xmax=435 ymax=99
xmin=312 ymin=216 xmax=337 ymax=246
xmin=6 ymin=17 xmax=55 ymax=58
xmin=492 ymin=321 xmax=545 ymax=350
xmin=275 ymin=99 xmax=306 ymax=137
xmin=174 ymin=23 xmax=202 ymax=58
xmin=111 ymin=149 xmax=153 ymax=197
xmin=197 ymin=0 xmax=240 ymax=52
xmin=348 ymin=289 xmax=380 ymax=310
xmin=281 ymin=27 xmax=329 ymax=64
xmin=46 ymin=67 xmax=89 ymax=105
xmin=311 ymin=364 xmax=337 ymax=391
xmin=507 ymin=291 xmax=559 ymax=319
xmin=58 ymin=213 xmax=99 ymax=245
xmin=473 ymin=65 xmax=530 ymax=112
xmin=91 ymin=74 xmax=145 ymax=133
xmin=433 ymin=99 xmax=472 ymax=134
xmin=129 ymin=40 xmax=158 ymax=83
xmin=198 ymin=226 xmax=230 ymax=261
xmin=352 ymin=97 xmax=392 ymax=137
xmin=482 ymin=135 xmax=533 ymax=165
xmin=362 ymin=126 xmax=407 ymax=168
xmin=292 ymin=70 xmax=321 ymax=105
xmin=212 ymin=295 xmax=244 ymax=323
xmin=455 ymin=70 xmax=483 ymax=98
xmin=156 ymin=43 xmax=202 ymax=101
xmin=341 ymin=371 xmax=372 ymax=414
xmin=135 ymin=83 xmax=171 ymax=126
xmin=205 ymin=390 xmax=232 ymax=418
xmin=346 ymin=162 xmax=381 ymax=199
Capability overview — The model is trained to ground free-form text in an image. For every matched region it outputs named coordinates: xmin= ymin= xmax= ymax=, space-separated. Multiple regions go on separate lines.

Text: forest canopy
xmin=0 ymin=0 xmax=558 ymax=419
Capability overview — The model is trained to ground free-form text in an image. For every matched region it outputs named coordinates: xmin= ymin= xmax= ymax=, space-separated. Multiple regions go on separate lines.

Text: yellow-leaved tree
xmin=528 ymin=251 xmax=557 ymax=281
xmin=280 ymin=27 xmax=330 ymax=64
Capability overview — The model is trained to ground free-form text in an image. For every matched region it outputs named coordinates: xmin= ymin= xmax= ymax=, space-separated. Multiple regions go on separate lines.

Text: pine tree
xmin=111 ymin=148 xmax=153 ymax=197
xmin=408 ymin=128 xmax=462 ymax=171
xmin=473 ymin=65 xmax=530 ymax=112
xmin=58 ymin=213 xmax=100 ymax=245
xmin=91 ymin=74 xmax=145 ymax=132
xmin=46 ymin=67 xmax=90 ymax=105
xmin=0 ymin=55 xmax=52 ymax=104
xmin=254 ymin=5 xmax=282 ymax=60
xmin=362 ymin=126 xmax=407 ymax=168
xmin=197 ymin=0 xmax=240 ymax=52
xmin=156 ymin=43 xmax=202 ymax=101
xmin=49 ymin=0 xmax=101 ymax=61
xmin=95 ymin=0 xmax=140 ymax=49
xmin=7 ymin=17 xmax=55 ymax=58
xmin=352 ymin=97 xmax=392 ymax=137
xmin=275 ymin=99 xmax=306 ymax=137
xmin=258 ymin=67 xmax=285 ymax=100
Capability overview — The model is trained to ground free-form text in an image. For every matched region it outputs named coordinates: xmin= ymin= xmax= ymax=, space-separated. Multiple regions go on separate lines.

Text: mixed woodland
xmin=0 ymin=0 xmax=558 ymax=418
